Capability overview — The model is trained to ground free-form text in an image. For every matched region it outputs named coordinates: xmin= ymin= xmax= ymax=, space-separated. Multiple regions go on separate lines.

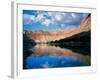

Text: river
xmin=23 ymin=44 xmax=90 ymax=69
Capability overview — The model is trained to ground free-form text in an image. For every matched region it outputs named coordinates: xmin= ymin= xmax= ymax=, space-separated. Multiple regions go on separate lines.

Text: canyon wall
xmin=24 ymin=14 xmax=91 ymax=43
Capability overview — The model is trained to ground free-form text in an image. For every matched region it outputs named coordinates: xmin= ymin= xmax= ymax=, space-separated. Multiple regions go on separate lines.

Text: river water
xmin=23 ymin=44 xmax=90 ymax=69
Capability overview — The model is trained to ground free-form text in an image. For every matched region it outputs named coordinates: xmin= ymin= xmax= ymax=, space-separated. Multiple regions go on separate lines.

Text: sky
xmin=23 ymin=10 xmax=89 ymax=32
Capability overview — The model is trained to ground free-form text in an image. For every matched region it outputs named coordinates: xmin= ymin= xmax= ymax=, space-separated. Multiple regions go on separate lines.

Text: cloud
xmin=61 ymin=24 xmax=65 ymax=27
xmin=71 ymin=13 xmax=77 ymax=18
xmin=36 ymin=14 xmax=45 ymax=22
xmin=54 ymin=13 xmax=63 ymax=21
xmin=23 ymin=14 xmax=36 ymax=25
xmin=41 ymin=61 xmax=49 ymax=68
xmin=47 ymin=12 xmax=53 ymax=16
xmin=23 ymin=11 xmax=89 ymax=27
xmin=42 ymin=19 xmax=51 ymax=26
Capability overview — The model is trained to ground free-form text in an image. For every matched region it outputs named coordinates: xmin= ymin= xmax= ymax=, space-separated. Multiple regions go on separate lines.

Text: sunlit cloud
xmin=42 ymin=19 xmax=51 ymax=26
xmin=23 ymin=14 xmax=36 ymax=25
xmin=36 ymin=14 xmax=45 ymax=22
xmin=61 ymin=24 xmax=65 ymax=27
xmin=54 ymin=13 xmax=63 ymax=21
xmin=23 ymin=10 xmax=89 ymax=31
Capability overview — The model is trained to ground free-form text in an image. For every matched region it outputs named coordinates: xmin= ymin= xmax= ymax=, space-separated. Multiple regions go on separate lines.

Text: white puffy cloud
xmin=61 ymin=24 xmax=65 ymax=27
xmin=36 ymin=14 xmax=45 ymax=22
xmin=71 ymin=13 xmax=78 ymax=18
xmin=23 ymin=11 xmax=89 ymax=27
xmin=47 ymin=12 xmax=53 ymax=16
xmin=35 ymin=13 xmax=53 ymax=26
xmin=23 ymin=14 xmax=36 ymax=25
xmin=54 ymin=13 xmax=63 ymax=21
xmin=42 ymin=19 xmax=51 ymax=26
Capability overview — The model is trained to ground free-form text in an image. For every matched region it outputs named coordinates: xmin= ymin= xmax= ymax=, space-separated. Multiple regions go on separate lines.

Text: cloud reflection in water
xmin=26 ymin=55 xmax=83 ymax=69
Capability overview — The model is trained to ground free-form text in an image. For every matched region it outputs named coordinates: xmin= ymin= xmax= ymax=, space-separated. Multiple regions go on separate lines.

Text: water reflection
xmin=24 ymin=44 xmax=90 ymax=69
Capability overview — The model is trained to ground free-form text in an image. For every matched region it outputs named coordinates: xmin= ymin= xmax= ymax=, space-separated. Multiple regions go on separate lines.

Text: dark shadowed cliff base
xmin=23 ymin=33 xmax=36 ymax=69
xmin=47 ymin=31 xmax=91 ymax=55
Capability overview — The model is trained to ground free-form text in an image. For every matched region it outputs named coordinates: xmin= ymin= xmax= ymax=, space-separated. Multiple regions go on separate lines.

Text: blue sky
xmin=23 ymin=10 xmax=89 ymax=32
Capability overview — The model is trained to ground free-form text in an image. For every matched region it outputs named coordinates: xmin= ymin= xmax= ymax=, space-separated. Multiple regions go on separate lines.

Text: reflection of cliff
xmin=23 ymin=34 xmax=36 ymax=69
xmin=31 ymin=44 xmax=90 ymax=65
xmin=24 ymin=14 xmax=91 ymax=43
xmin=23 ymin=33 xmax=36 ymax=52
xmin=47 ymin=31 xmax=91 ymax=55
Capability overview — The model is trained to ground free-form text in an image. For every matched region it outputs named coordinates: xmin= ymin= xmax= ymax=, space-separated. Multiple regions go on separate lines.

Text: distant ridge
xmin=24 ymin=14 xmax=91 ymax=43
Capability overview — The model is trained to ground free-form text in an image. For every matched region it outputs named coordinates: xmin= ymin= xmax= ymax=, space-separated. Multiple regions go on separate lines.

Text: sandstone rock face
xmin=79 ymin=14 xmax=91 ymax=32
xmin=24 ymin=14 xmax=91 ymax=43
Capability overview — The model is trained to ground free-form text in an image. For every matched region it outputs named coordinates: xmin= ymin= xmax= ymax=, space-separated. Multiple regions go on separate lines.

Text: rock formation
xmin=24 ymin=14 xmax=91 ymax=43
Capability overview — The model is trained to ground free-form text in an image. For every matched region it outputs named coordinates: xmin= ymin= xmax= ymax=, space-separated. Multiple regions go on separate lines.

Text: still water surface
xmin=24 ymin=44 xmax=90 ymax=69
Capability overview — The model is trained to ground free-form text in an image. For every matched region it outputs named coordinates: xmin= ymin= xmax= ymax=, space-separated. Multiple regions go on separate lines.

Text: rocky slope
xmin=24 ymin=14 xmax=91 ymax=43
